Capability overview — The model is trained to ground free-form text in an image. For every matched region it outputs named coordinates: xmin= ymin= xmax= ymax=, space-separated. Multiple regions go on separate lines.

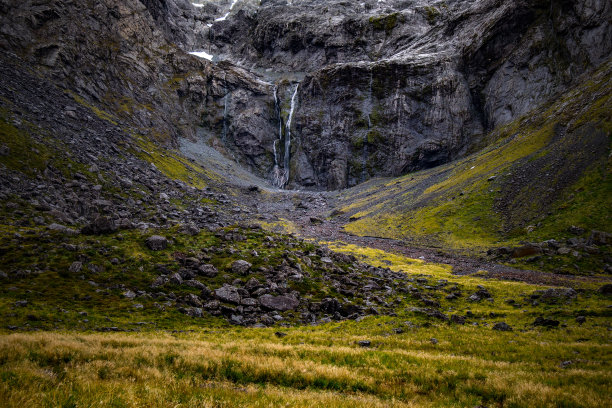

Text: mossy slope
xmin=337 ymin=61 xmax=612 ymax=273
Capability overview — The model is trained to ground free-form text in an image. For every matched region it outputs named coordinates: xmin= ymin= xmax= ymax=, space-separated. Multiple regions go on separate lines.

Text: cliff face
xmin=1 ymin=0 xmax=610 ymax=189
xmin=0 ymin=0 xmax=278 ymax=175
xmin=180 ymin=0 xmax=612 ymax=189
xmin=219 ymin=0 xmax=610 ymax=189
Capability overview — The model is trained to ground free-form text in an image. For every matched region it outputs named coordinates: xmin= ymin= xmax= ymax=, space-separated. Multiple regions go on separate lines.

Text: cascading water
xmin=271 ymin=85 xmax=285 ymax=188
xmin=283 ymin=83 xmax=299 ymax=187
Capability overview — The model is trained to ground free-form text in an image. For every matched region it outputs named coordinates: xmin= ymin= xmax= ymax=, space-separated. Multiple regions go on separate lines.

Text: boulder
xmin=537 ymin=288 xmax=577 ymax=303
xmin=198 ymin=264 xmax=218 ymax=278
xmin=492 ymin=322 xmax=512 ymax=331
xmin=259 ymin=294 xmax=299 ymax=311
xmin=231 ymin=260 xmax=252 ymax=275
xmin=589 ymin=230 xmax=612 ymax=245
xmin=83 ymin=216 xmax=117 ymax=235
xmin=69 ymin=261 xmax=83 ymax=273
xmin=145 ymin=235 xmax=168 ymax=251
xmin=184 ymin=293 xmax=203 ymax=307
xmin=215 ymin=285 xmax=241 ymax=304
xmin=240 ymin=298 xmax=258 ymax=307
xmin=122 ymin=290 xmax=136 ymax=299
xmin=169 ymin=273 xmax=183 ymax=285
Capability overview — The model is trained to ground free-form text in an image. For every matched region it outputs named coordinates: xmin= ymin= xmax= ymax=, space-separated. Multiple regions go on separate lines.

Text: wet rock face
xmin=201 ymin=0 xmax=611 ymax=189
xmin=1 ymin=0 xmax=609 ymax=190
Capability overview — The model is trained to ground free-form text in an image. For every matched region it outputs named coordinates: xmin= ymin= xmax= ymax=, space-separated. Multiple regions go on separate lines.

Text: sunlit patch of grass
xmin=257 ymin=218 xmax=299 ymax=235
xmin=67 ymin=91 xmax=118 ymax=125
xmin=0 ymin=118 xmax=51 ymax=176
xmin=132 ymin=136 xmax=221 ymax=189
xmin=339 ymin=60 xmax=612 ymax=266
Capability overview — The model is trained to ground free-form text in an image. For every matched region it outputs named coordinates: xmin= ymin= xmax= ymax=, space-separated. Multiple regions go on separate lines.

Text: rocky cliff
xmin=0 ymin=0 xmax=610 ymax=190
xmin=200 ymin=0 xmax=611 ymax=189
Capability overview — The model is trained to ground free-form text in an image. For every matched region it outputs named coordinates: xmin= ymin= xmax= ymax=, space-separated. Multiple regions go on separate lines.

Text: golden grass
xmin=0 ymin=326 xmax=610 ymax=407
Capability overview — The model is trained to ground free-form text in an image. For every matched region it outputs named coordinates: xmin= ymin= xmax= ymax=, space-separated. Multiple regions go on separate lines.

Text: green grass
xmin=131 ymin=136 xmax=222 ymax=189
xmin=1 ymin=219 xmax=610 ymax=406
xmin=0 ymin=118 xmax=51 ymax=176
xmin=337 ymin=60 xmax=612 ymax=271
xmin=0 ymin=324 xmax=610 ymax=407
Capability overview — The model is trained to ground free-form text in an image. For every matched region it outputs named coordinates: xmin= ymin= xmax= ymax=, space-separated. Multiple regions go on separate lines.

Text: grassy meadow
xmin=0 ymin=239 xmax=610 ymax=407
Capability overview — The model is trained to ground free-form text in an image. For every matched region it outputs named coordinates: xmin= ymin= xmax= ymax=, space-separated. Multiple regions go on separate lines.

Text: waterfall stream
xmin=270 ymin=82 xmax=299 ymax=188
xmin=271 ymin=85 xmax=284 ymax=188
xmin=284 ymin=83 xmax=299 ymax=187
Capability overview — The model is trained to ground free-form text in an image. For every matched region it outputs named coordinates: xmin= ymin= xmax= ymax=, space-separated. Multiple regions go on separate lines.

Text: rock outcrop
xmin=0 ymin=0 xmax=609 ymax=190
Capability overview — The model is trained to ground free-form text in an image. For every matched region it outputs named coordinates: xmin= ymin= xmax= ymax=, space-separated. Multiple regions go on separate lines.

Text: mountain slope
xmin=334 ymin=59 xmax=611 ymax=274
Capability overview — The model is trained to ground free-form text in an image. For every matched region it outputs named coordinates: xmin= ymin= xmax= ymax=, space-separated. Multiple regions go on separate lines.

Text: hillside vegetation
xmin=336 ymin=60 xmax=612 ymax=275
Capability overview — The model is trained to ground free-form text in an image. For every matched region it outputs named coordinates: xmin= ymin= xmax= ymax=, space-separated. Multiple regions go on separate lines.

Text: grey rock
xmin=123 ymin=290 xmax=137 ymax=299
xmin=146 ymin=235 xmax=168 ymax=251
xmin=259 ymin=294 xmax=299 ymax=311
xmin=231 ymin=260 xmax=252 ymax=275
xmin=198 ymin=264 xmax=218 ymax=278
xmin=240 ymin=298 xmax=258 ymax=307
xmin=83 ymin=216 xmax=117 ymax=235
xmin=69 ymin=261 xmax=83 ymax=273
xmin=184 ymin=279 xmax=206 ymax=290
xmin=357 ymin=340 xmax=371 ymax=347
xmin=245 ymin=277 xmax=262 ymax=292
xmin=230 ymin=314 xmax=244 ymax=325
xmin=169 ymin=273 xmax=183 ymax=285
xmin=151 ymin=275 xmax=169 ymax=288
xmin=492 ymin=322 xmax=512 ymax=331
xmin=203 ymin=300 xmax=220 ymax=310
xmin=215 ymin=285 xmax=241 ymax=304
xmin=537 ymin=288 xmax=578 ymax=303
xmin=182 ymin=307 xmax=203 ymax=317
xmin=589 ymin=230 xmax=612 ymax=245
xmin=184 ymin=293 xmax=203 ymax=307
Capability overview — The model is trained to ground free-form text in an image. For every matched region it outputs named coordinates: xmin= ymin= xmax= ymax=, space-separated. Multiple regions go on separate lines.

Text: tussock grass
xmin=0 ymin=325 xmax=610 ymax=407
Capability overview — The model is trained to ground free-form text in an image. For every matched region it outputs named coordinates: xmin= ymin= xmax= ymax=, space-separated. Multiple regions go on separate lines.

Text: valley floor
xmin=1 ymin=318 xmax=610 ymax=407
xmin=1 ymin=236 xmax=610 ymax=407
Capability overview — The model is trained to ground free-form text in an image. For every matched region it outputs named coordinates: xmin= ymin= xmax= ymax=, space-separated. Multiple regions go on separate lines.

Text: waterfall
xmin=272 ymin=86 xmax=281 ymax=166
xmin=284 ymin=83 xmax=299 ymax=186
xmin=271 ymin=85 xmax=285 ymax=188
